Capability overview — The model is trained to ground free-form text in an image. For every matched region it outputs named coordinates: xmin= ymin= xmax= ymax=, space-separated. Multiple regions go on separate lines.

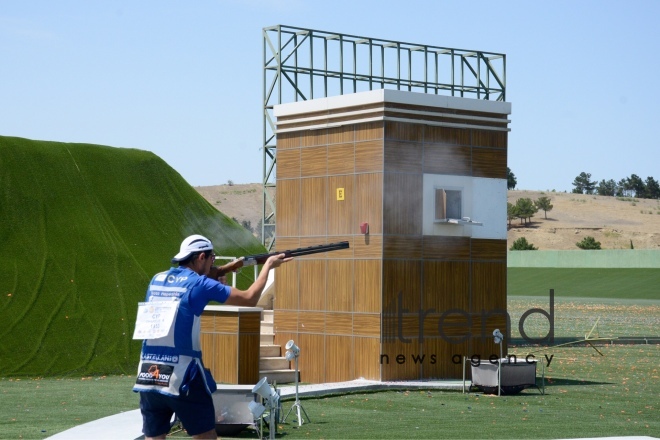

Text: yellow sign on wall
xmin=337 ymin=188 xmax=345 ymax=201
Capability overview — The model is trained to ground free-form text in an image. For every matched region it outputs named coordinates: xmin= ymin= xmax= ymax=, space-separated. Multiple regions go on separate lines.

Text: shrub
xmin=510 ymin=237 xmax=538 ymax=250
xmin=576 ymin=236 xmax=602 ymax=250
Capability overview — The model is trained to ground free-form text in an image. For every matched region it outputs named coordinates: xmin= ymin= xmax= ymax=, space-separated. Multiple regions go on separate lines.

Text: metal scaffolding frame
xmin=262 ymin=24 xmax=506 ymax=249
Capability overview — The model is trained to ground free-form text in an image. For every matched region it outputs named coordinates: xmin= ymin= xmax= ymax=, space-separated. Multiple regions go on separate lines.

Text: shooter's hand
xmin=264 ymin=253 xmax=293 ymax=270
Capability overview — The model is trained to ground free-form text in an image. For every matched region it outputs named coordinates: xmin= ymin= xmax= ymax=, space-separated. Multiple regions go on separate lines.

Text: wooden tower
xmin=272 ymin=89 xmax=510 ymax=382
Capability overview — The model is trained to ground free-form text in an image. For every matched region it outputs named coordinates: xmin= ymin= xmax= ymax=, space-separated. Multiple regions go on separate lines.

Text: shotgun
xmin=213 ymin=241 xmax=349 ymax=277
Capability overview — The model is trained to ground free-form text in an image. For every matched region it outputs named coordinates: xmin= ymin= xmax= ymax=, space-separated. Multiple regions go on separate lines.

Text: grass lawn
xmin=508 ymin=268 xmax=660 ymax=299
xmin=272 ymin=346 xmax=658 ymax=439
xmin=0 ymin=375 xmax=138 ymax=439
xmin=1 ymin=297 xmax=658 ymax=439
xmin=507 ymin=296 xmax=660 ymax=341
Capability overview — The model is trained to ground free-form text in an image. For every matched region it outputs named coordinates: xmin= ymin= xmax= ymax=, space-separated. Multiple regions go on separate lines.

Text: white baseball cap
xmin=171 ymin=234 xmax=214 ymax=262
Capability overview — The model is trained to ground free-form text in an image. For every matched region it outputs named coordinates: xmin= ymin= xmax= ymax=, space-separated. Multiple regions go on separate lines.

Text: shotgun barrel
xmin=215 ymin=241 xmax=349 ymax=276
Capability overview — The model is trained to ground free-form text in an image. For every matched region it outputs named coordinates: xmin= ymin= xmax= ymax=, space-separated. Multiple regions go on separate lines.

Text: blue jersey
xmin=133 ymin=267 xmax=231 ymax=397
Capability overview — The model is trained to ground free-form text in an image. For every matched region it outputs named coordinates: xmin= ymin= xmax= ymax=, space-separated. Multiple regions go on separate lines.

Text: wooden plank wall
xmin=275 ymin=122 xmax=385 ymax=383
xmin=380 ymin=121 xmax=508 ymax=381
xmin=275 ymin=103 xmax=509 ymax=383
xmin=200 ymin=310 xmax=261 ymax=384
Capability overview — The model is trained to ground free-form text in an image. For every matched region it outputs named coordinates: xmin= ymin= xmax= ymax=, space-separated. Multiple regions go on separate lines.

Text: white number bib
xmin=132 ymin=299 xmax=180 ymax=340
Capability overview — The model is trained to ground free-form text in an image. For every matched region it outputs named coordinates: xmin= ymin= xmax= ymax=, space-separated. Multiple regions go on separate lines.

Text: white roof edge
xmin=274 ymin=89 xmax=511 ymax=117
xmin=383 ymin=89 xmax=511 ymax=115
xmin=204 ymin=305 xmax=263 ymax=313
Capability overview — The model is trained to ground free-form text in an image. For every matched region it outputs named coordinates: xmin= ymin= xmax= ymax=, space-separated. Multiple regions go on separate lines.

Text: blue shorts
xmin=139 ymin=374 xmax=215 ymax=437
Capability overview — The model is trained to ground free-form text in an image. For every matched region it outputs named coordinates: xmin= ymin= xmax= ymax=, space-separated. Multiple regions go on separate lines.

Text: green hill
xmin=0 ymin=136 xmax=266 ymax=376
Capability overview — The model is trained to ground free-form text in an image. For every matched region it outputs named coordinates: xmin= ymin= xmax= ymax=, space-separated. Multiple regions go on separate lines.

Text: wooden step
xmin=260 ymin=321 xmax=274 ymax=334
xmin=259 ymin=369 xmax=298 ymax=385
xmin=262 ymin=310 xmax=274 ymax=323
xmin=260 ymin=344 xmax=281 ymax=357
xmin=259 ymin=357 xmax=290 ymax=371
xmin=258 ymin=311 xmax=296 ymax=384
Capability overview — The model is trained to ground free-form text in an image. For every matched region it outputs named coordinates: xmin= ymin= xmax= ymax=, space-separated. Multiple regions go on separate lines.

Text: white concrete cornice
xmin=274 ymin=89 xmax=511 ymax=117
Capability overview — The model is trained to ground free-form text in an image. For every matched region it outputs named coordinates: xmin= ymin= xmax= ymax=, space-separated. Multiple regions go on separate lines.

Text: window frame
xmin=434 ymin=187 xmax=463 ymax=221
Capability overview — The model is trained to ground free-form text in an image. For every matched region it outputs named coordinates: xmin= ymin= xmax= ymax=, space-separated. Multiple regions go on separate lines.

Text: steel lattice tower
xmin=262 ymin=25 xmax=506 ymax=249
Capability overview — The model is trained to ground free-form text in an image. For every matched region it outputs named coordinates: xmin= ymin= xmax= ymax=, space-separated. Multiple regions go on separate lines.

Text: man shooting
xmin=133 ymin=234 xmax=291 ymax=439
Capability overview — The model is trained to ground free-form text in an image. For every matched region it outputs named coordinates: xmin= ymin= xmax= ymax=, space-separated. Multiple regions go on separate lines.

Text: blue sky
xmin=1 ymin=0 xmax=658 ymax=191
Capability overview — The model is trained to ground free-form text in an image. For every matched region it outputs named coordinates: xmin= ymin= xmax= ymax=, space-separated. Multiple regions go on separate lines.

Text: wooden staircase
xmin=259 ymin=310 xmax=298 ymax=384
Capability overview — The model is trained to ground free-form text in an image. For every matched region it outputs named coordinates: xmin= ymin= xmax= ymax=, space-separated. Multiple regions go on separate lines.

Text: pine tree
xmin=534 ymin=196 xmax=553 ymax=219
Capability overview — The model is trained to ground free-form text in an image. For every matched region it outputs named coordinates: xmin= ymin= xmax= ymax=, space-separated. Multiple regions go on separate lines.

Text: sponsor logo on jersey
xmin=136 ymin=363 xmax=174 ymax=387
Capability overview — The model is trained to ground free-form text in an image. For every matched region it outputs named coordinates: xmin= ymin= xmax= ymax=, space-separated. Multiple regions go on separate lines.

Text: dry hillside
xmin=195 ymin=184 xmax=660 ymax=250
xmin=195 ymin=183 xmax=263 ymax=233
xmin=507 ymin=190 xmax=660 ymax=250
